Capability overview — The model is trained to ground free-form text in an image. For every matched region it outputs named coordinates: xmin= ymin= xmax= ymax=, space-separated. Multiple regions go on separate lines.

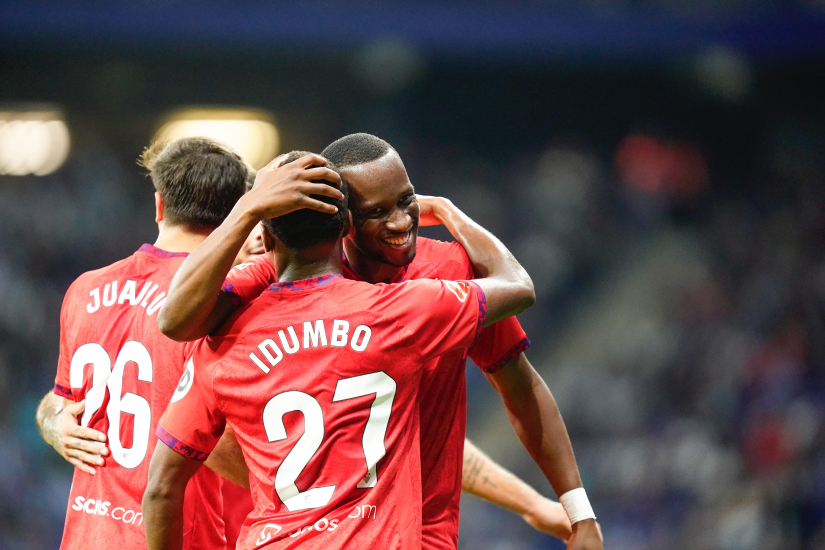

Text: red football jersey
xmin=53 ymin=244 xmax=226 ymax=550
xmin=158 ymin=274 xmax=487 ymax=550
xmin=221 ymin=238 xmax=530 ymax=549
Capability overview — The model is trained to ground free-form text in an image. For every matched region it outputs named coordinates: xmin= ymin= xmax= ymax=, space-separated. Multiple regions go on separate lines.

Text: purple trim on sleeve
xmin=479 ymin=337 xmax=532 ymax=374
xmin=469 ymin=281 xmax=487 ymax=345
xmin=267 ymin=273 xmax=343 ymax=293
xmin=138 ymin=244 xmax=190 ymax=259
xmin=156 ymin=425 xmax=210 ymax=461
xmin=54 ymin=384 xmax=73 ymax=398
xmin=220 ymin=281 xmax=244 ymax=308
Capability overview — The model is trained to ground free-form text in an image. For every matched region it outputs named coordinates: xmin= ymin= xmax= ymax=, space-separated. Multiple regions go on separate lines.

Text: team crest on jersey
xmin=444 ymin=280 xmax=471 ymax=302
xmin=171 ymin=358 xmax=194 ymax=403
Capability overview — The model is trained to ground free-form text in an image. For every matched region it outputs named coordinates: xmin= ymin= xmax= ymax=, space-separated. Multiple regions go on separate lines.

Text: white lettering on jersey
xmin=83 ymin=280 xmax=166 ymax=316
xmin=248 ymin=321 xmax=373 ymax=372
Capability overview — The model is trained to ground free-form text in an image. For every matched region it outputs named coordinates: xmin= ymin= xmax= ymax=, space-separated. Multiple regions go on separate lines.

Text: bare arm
xmin=462 ymin=439 xmax=573 ymax=542
xmin=158 ymin=153 xmax=344 ymax=342
xmin=417 ymin=196 xmax=534 ymax=326
xmin=143 ymin=443 xmax=204 ymax=550
xmin=486 ymin=353 xmax=602 ymax=549
xmin=203 ymin=425 xmax=250 ymax=489
xmin=35 ymin=392 xmax=108 ymax=475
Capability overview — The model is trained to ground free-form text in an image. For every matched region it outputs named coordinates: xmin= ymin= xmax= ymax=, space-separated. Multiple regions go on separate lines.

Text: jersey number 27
xmin=263 ymin=371 xmax=396 ymax=512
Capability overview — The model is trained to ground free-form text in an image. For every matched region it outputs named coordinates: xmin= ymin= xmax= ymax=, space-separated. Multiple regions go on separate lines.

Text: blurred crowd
xmin=1 ymin=111 xmax=824 ymax=550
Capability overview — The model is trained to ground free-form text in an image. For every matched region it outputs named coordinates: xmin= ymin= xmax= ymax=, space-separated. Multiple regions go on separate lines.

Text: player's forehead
xmin=341 ymin=151 xmax=413 ymax=210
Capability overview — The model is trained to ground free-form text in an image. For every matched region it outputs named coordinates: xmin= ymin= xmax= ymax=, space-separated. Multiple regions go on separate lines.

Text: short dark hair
xmin=321 ymin=133 xmax=393 ymax=169
xmin=140 ymin=137 xmax=249 ymax=229
xmin=261 ymin=151 xmax=349 ymax=250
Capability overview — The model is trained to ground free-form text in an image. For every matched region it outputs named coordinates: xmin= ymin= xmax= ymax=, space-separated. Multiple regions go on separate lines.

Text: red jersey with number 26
xmin=222 ymin=238 xmax=530 ymax=549
xmin=53 ymin=244 xmax=226 ymax=550
xmin=158 ymin=274 xmax=487 ymax=550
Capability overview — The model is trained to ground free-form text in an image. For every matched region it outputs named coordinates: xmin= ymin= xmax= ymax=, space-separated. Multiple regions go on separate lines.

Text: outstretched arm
xmin=486 ymin=353 xmax=602 ymax=549
xmin=35 ymin=392 xmax=108 ymax=475
xmin=204 ymin=425 xmax=250 ymax=489
xmin=462 ymin=439 xmax=574 ymax=542
xmin=417 ymin=196 xmax=534 ymax=325
xmin=158 ymin=153 xmax=344 ymax=341
xmin=143 ymin=443 xmax=204 ymax=550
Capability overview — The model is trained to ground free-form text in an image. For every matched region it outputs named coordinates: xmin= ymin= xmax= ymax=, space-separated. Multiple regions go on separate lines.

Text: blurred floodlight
xmin=154 ymin=109 xmax=278 ymax=169
xmin=0 ymin=111 xmax=70 ymax=176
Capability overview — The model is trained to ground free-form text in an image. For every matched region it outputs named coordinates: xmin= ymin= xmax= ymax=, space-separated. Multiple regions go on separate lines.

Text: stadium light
xmin=0 ymin=111 xmax=71 ymax=176
xmin=153 ymin=109 xmax=279 ymax=169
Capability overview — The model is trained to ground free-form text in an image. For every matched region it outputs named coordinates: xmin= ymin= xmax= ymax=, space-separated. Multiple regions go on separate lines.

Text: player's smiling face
xmin=342 ymin=150 xmax=420 ymax=269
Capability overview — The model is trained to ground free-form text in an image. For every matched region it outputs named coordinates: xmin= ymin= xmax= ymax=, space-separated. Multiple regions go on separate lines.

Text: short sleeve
xmin=157 ymin=348 xmax=226 ymax=461
xmin=54 ymin=287 xmax=75 ymax=399
xmin=379 ymin=279 xmax=487 ymax=362
xmin=468 ymin=316 xmax=531 ymax=374
xmin=221 ymin=255 xmax=277 ymax=306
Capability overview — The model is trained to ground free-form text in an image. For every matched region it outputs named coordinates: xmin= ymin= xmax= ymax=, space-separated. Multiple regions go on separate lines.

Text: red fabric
xmin=222 ymin=238 xmax=529 ymax=549
xmin=54 ymin=244 xmax=226 ymax=550
xmin=222 ymin=481 xmax=254 ymax=549
xmin=159 ymin=276 xmax=486 ymax=550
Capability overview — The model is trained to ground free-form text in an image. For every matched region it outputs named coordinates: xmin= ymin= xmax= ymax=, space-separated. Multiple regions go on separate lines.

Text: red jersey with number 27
xmin=222 ymin=238 xmax=530 ymax=549
xmin=53 ymin=244 xmax=226 ymax=550
xmin=158 ymin=274 xmax=487 ymax=550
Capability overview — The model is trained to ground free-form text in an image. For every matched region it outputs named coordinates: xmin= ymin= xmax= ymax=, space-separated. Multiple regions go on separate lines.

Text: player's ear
xmin=343 ymin=210 xmax=354 ymax=237
xmin=261 ymin=225 xmax=275 ymax=252
xmin=154 ymin=192 xmax=165 ymax=224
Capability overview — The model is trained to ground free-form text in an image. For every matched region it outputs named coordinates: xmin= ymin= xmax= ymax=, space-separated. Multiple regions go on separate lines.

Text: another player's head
xmin=140 ymin=137 xmax=250 ymax=231
xmin=260 ymin=150 xmax=349 ymax=253
xmin=321 ymin=133 xmax=419 ymax=270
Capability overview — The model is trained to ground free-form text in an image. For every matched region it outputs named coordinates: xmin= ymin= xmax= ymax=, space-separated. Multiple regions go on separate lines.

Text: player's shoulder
xmin=64 ymin=255 xmax=134 ymax=297
xmin=409 ymin=237 xmax=472 ymax=279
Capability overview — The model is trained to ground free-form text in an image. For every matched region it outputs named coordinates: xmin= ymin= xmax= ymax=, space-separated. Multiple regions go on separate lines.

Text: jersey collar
xmin=138 ymin=244 xmax=189 ymax=259
xmin=267 ymin=273 xmax=344 ymax=293
xmin=341 ymin=252 xmax=409 ymax=284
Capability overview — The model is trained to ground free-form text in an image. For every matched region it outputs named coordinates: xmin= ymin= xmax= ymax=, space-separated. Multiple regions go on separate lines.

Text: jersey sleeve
xmin=54 ymin=284 xmax=76 ymax=399
xmin=467 ymin=316 xmax=531 ymax=374
xmin=380 ymin=279 xmax=487 ymax=362
xmin=221 ymin=255 xmax=277 ymax=306
xmin=157 ymin=346 xmax=226 ymax=461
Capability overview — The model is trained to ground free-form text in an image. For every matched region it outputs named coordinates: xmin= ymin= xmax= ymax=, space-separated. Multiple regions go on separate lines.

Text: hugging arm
xmin=417 ymin=196 xmax=534 ymax=325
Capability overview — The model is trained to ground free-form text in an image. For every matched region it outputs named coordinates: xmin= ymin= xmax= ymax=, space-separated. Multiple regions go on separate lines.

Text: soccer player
xmin=142 ymin=150 xmax=542 ymax=550
xmin=158 ymin=136 xmax=601 ymax=549
xmin=34 ymin=138 xmax=344 ymax=550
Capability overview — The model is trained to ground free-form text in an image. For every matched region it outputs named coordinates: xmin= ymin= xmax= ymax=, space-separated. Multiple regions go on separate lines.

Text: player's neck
xmin=271 ymin=240 xmax=344 ymax=283
xmin=342 ymin=240 xmax=404 ymax=284
xmin=153 ymin=223 xmax=210 ymax=254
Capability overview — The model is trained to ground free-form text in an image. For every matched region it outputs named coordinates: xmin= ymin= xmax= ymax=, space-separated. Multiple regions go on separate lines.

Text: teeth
xmin=383 ymin=234 xmax=410 ymax=246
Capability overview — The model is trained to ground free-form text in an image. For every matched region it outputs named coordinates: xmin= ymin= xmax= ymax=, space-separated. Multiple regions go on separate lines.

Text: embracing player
xmin=158 ymin=135 xmax=601 ymax=549
xmin=142 ymin=150 xmax=539 ymax=549
xmin=34 ymin=138 xmax=344 ymax=549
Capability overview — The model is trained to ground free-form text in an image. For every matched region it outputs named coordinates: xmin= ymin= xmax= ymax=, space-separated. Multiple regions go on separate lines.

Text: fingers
xmin=265 ymin=153 xmax=290 ymax=170
xmin=65 ymin=445 xmax=105 ymax=467
xmin=299 ymin=197 xmax=340 ymax=214
xmin=295 ymin=153 xmax=329 ymax=169
xmin=303 ymin=167 xmax=343 ymax=187
xmin=69 ymin=425 xmax=107 ymax=443
xmin=64 ymin=399 xmax=85 ymax=415
xmin=66 ymin=436 xmax=108 ymax=456
xmin=300 ymin=182 xmax=345 ymax=201
xmin=68 ymin=457 xmax=97 ymax=475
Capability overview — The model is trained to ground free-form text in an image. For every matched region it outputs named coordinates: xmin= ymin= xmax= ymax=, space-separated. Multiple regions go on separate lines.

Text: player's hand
xmin=415 ymin=195 xmax=454 ymax=226
xmin=244 ymin=153 xmax=344 ymax=220
xmin=46 ymin=400 xmax=108 ymax=475
xmin=521 ymin=496 xmax=573 ymax=542
xmin=567 ymin=519 xmax=604 ymax=550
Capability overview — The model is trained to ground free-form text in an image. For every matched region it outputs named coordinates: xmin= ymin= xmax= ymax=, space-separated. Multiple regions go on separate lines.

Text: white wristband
xmin=559 ymin=487 xmax=596 ymax=524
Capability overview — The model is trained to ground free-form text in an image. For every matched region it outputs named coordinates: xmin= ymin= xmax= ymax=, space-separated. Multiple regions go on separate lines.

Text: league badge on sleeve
xmin=171 ymin=357 xmax=194 ymax=403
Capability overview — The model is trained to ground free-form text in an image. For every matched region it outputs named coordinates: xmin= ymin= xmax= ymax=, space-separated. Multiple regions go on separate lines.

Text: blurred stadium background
xmin=2 ymin=2 xmax=825 ymax=549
